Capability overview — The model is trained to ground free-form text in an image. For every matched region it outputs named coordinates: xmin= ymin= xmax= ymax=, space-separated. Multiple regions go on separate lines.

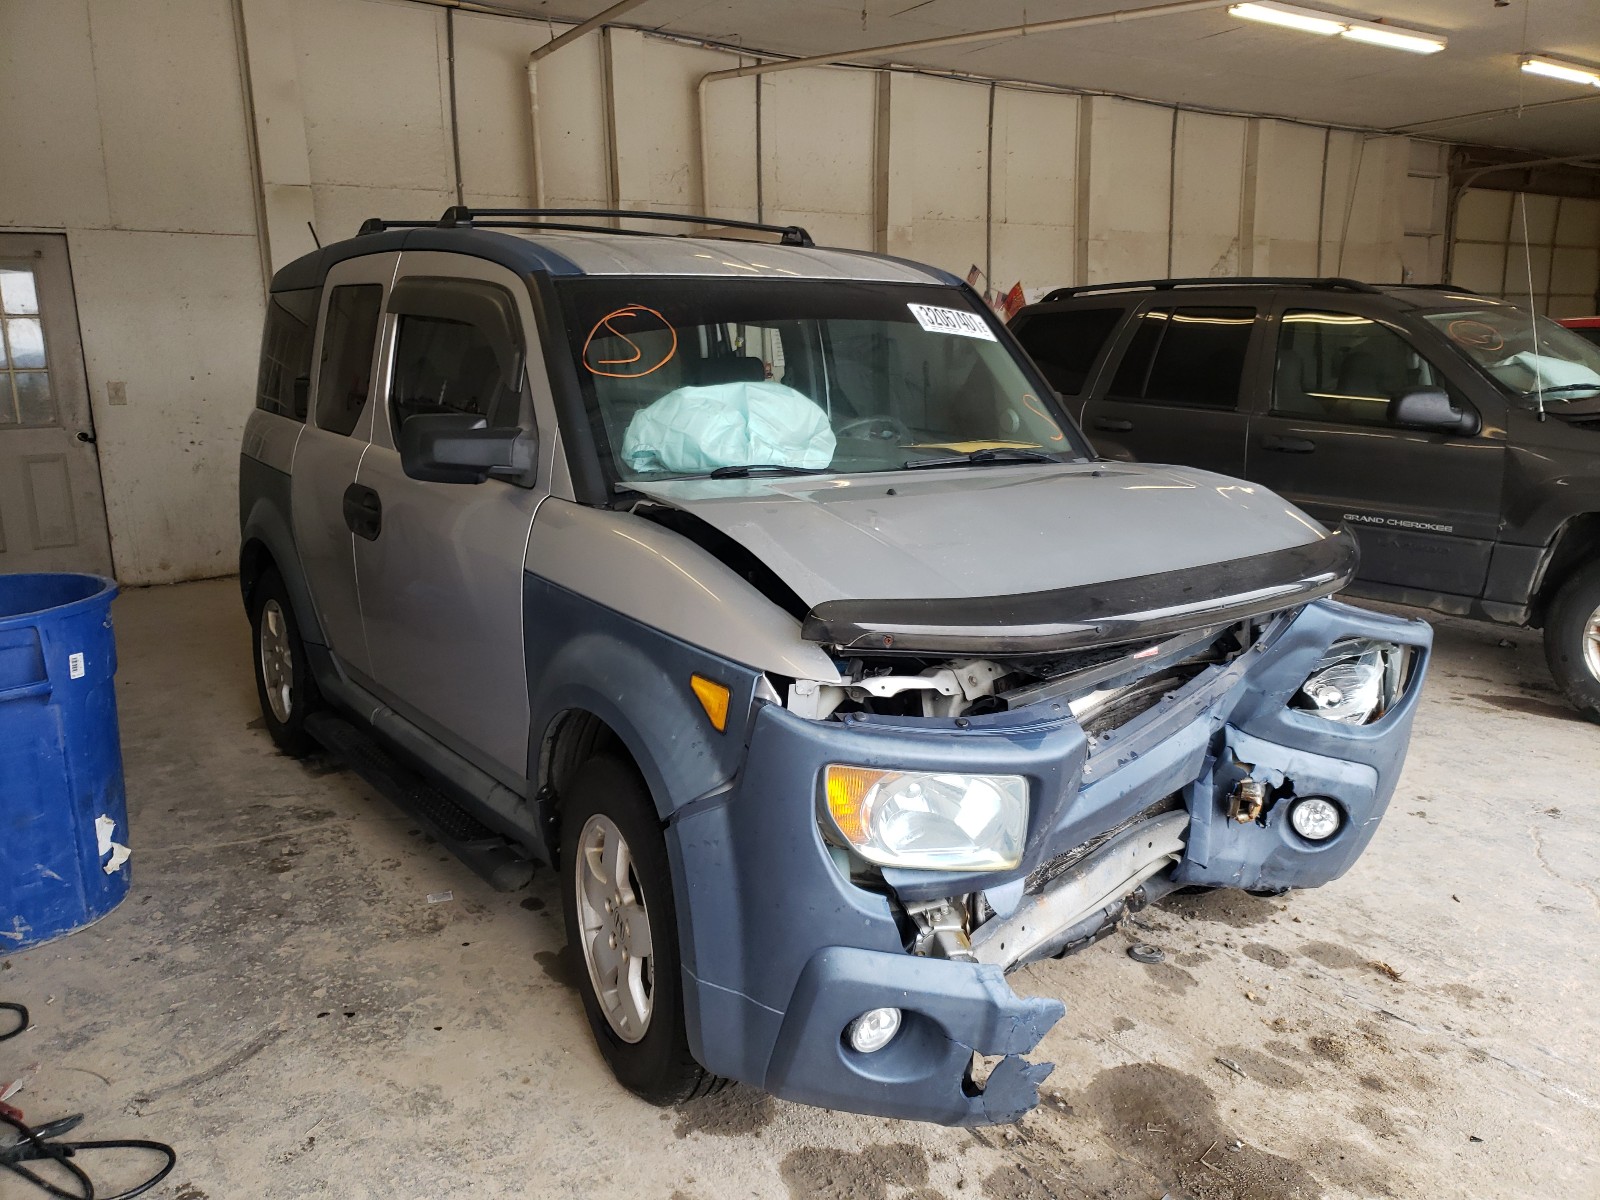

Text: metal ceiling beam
xmin=530 ymin=0 xmax=651 ymax=63
xmin=700 ymin=0 xmax=1237 ymax=83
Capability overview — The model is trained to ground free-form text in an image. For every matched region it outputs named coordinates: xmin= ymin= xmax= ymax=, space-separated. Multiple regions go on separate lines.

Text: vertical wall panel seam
xmin=1166 ymin=107 xmax=1178 ymax=277
xmin=985 ymin=82 xmax=995 ymax=292
xmin=230 ymin=0 xmax=275 ymax=298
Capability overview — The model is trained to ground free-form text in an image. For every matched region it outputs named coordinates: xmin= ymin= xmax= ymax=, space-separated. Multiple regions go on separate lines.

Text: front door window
xmin=1274 ymin=310 xmax=1445 ymax=425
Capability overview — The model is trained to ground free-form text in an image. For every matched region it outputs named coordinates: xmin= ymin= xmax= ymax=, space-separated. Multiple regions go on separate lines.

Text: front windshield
xmin=556 ymin=278 xmax=1081 ymax=482
xmin=1422 ymin=307 xmax=1600 ymax=403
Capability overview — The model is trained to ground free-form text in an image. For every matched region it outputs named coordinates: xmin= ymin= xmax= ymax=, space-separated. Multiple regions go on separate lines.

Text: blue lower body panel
xmin=665 ymin=598 xmax=1431 ymax=1124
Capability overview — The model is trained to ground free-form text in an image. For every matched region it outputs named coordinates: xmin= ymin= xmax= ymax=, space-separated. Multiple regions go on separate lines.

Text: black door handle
xmin=75 ymin=430 xmax=96 ymax=444
xmin=1093 ymin=418 xmax=1134 ymax=432
xmin=342 ymin=483 xmax=382 ymax=541
xmin=1262 ymin=435 xmax=1316 ymax=454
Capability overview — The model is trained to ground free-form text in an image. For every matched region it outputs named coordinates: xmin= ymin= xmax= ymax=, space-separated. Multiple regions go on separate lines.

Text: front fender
xmin=523 ymin=572 xmax=761 ymax=820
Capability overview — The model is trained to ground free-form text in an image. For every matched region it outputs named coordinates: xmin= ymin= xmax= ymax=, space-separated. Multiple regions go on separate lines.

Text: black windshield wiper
xmin=705 ymin=463 xmax=831 ymax=479
xmin=1520 ymin=383 xmax=1600 ymax=397
xmin=901 ymin=447 xmax=1061 ymax=470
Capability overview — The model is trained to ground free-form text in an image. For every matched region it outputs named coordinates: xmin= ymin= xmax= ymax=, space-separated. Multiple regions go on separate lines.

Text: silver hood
xmin=630 ymin=462 xmax=1356 ymax=655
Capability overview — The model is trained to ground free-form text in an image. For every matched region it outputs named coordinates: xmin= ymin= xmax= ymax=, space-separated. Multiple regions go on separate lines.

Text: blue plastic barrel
xmin=0 ymin=573 xmax=130 ymax=951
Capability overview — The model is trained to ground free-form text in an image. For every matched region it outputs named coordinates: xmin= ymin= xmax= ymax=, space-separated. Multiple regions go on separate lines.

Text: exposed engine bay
xmin=786 ymin=618 xmax=1272 ymax=736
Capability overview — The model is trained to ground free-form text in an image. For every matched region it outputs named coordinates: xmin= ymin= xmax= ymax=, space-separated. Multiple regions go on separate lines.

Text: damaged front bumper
xmin=664 ymin=598 xmax=1431 ymax=1125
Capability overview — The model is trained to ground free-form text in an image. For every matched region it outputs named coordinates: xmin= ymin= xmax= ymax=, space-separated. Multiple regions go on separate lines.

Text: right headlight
xmin=1292 ymin=638 xmax=1413 ymax=725
xmin=823 ymin=765 xmax=1027 ymax=871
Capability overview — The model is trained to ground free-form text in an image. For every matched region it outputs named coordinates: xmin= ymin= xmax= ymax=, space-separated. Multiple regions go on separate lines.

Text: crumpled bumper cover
xmin=766 ymin=948 xmax=1063 ymax=1125
xmin=665 ymin=597 xmax=1431 ymax=1125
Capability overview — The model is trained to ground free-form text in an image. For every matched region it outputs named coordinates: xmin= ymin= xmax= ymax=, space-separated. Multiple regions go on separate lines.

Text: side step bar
xmin=305 ymin=711 xmax=536 ymax=893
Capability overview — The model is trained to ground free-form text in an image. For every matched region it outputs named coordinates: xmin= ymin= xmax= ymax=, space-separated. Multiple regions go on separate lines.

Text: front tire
xmin=1544 ymin=561 xmax=1600 ymax=724
xmin=250 ymin=567 xmax=321 ymax=757
xmin=560 ymin=755 xmax=720 ymax=1105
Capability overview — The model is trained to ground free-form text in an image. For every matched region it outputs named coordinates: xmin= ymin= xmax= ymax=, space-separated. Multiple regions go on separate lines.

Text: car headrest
xmin=697 ymin=355 xmax=765 ymax=385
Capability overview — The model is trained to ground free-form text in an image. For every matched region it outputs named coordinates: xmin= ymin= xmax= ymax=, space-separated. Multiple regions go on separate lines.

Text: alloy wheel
xmin=573 ymin=813 xmax=655 ymax=1043
xmin=259 ymin=599 xmax=294 ymax=724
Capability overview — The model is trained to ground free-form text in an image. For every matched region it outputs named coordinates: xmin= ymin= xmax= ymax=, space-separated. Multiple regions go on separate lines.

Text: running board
xmin=305 ymin=711 xmax=536 ymax=893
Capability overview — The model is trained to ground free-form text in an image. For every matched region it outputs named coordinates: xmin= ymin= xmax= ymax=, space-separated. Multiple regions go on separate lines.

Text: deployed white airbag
xmin=1503 ymin=351 xmax=1600 ymax=390
xmin=621 ymin=381 xmax=836 ymax=473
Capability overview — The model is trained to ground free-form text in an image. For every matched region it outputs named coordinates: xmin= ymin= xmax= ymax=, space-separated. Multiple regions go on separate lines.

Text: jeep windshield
xmin=555 ymin=277 xmax=1084 ymax=483
xmin=1423 ymin=306 xmax=1600 ymax=404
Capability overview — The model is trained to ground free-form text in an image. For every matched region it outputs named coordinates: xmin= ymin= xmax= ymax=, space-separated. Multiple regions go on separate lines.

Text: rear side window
xmin=1108 ymin=306 xmax=1256 ymax=409
xmin=388 ymin=278 xmax=526 ymax=430
xmin=256 ymin=288 xmax=320 ymax=421
xmin=1275 ymin=309 xmax=1444 ymax=425
xmin=1011 ymin=307 xmax=1124 ymax=396
xmin=315 ymin=284 xmax=384 ymax=437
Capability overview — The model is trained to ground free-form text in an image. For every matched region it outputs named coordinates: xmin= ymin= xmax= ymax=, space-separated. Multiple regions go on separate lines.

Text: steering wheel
xmin=836 ymin=414 xmax=911 ymax=442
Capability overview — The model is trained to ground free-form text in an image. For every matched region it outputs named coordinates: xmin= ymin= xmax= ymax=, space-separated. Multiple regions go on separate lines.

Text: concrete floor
xmin=4 ymin=578 xmax=1597 ymax=1200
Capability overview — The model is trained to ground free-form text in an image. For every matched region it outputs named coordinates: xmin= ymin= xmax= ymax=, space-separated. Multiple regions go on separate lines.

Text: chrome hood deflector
xmin=629 ymin=463 xmax=1355 ymax=654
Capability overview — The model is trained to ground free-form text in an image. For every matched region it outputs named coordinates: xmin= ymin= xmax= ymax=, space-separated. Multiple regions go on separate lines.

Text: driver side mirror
xmin=1389 ymin=388 xmax=1479 ymax=436
xmin=399 ymin=412 xmax=536 ymax=486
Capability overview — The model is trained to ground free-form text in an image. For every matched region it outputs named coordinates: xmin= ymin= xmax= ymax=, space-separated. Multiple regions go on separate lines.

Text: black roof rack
xmin=1382 ymin=281 xmax=1478 ymax=293
xmin=1040 ymin=276 xmax=1384 ymax=302
xmin=357 ymin=206 xmax=814 ymax=247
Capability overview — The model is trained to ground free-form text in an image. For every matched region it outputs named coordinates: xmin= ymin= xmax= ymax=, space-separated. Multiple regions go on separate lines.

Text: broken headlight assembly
xmin=823 ymin=766 xmax=1027 ymax=871
xmin=1292 ymin=638 xmax=1413 ymax=725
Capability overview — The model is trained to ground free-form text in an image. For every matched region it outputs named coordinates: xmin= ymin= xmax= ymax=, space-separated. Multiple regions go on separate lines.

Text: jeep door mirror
xmin=399 ymin=412 xmax=536 ymax=486
xmin=1390 ymin=387 xmax=1479 ymax=436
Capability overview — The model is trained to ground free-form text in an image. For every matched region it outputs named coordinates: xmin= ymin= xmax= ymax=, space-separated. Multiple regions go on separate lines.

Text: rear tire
xmin=560 ymin=755 xmax=719 ymax=1105
xmin=249 ymin=567 xmax=321 ymax=757
xmin=1544 ymin=561 xmax=1600 ymax=724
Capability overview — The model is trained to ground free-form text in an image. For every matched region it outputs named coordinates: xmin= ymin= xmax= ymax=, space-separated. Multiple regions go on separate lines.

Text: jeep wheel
xmin=1544 ymin=562 xmax=1600 ymax=724
xmin=250 ymin=567 xmax=321 ymax=757
xmin=560 ymin=755 xmax=722 ymax=1105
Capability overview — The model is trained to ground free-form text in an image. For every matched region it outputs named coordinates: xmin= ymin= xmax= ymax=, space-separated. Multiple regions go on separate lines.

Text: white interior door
xmin=0 ymin=233 xmax=113 ymax=576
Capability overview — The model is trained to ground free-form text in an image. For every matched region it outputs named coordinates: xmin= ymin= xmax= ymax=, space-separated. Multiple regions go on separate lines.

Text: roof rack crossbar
xmin=359 ymin=206 xmax=814 ymax=247
xmin=1040 ymin=276 xmax=1382 ymax=302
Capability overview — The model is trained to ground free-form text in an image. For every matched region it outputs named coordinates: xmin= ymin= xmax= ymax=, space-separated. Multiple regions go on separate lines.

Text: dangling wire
xmin=1517 ymin=192 xmax=1547 ymax=421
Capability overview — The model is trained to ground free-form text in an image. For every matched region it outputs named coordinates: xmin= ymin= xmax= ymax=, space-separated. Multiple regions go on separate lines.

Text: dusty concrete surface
xmin=3 ymin=579 xmax=1597 ymax=1199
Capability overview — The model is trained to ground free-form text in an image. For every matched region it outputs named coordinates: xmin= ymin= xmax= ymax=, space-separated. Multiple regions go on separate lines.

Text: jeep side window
xmin=1275 ymin=310 xmax=1443 ymax=425
xmin=388 ymin=278 xmax=527 ymax=430
xmin=1106 ymin=306 xmax=1255 ymax=409
xmin=256 ymin=287 xmax=320 ymax=421
xmin=315 ymin=284 xmax=384 ymax=437
xmin=1010 ymin=307 xmax=1123 ymax=396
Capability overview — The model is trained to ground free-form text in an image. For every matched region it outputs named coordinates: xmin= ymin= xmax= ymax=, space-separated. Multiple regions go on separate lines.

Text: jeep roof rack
xmin=1039 ymin=276 xmax=1385 ymax=302
xmin=357 ymin=205 xmax=815 ymax=247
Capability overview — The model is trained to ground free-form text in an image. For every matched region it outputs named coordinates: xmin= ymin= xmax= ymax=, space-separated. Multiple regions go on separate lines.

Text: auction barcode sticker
xmin=907 ymin=304 xmax=996 ymax=340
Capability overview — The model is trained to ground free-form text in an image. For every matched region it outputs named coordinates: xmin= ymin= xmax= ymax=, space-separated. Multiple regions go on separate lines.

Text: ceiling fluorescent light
xmin=1231 ymin=4 xmax=1446 ymax=54
xmin=1521 ymin=55 xmax=1600 ymax=88
xmin=1341 ymin=22 xmax=1445 ymax=54
xmin=1228 ymin=3 xmax=1343 ymax=37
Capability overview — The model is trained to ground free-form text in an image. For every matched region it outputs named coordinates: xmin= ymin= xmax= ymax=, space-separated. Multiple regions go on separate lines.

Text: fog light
xmin=1290 ymin=797 xmax=1341 ymax=841
xmin=846 ymin=1007 xmax=901 ymax=1053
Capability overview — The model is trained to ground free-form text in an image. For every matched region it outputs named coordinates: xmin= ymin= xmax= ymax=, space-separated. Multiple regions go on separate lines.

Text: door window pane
xmin=388 ymin=278 xmax=525 ymax=430
xmin=14 ymin=372 xmax=55 ymax=425
xmin=0 ymin=268 xmax=39 ymax=315
xmin=6 ymin=319 xmax=44 ymax=368
xmin=1011 ymin=307 xmax=1124 ymax=396
xmin=1108 ymin=306 xmax=1255 ymax=409
xmin=0 ymin=265 xmax=56 ymax=426
xmin=316 ymin=284 xmax=383 ymax=437
xmin=1275 ymin=310 xmax=1443 ymax=424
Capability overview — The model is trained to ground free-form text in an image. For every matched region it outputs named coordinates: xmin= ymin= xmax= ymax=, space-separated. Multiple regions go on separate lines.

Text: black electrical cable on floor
xmin=0 ymin=1002 xmax=27 ymax=1042
xmin=0 ymin=1109 xmax=175 ymax=1200
xmin=1 ymin=1001 xmax=176 ymax=1200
